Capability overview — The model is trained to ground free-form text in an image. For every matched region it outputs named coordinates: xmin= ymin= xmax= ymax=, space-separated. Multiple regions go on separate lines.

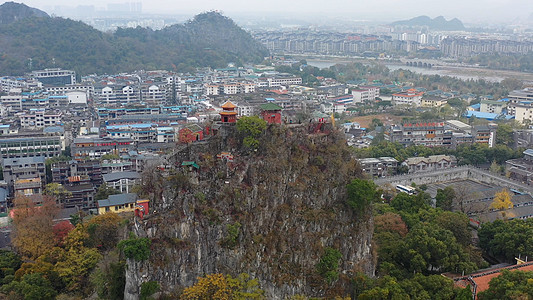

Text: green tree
xmin=316 ymin=247 xmax=342 ymax=284
xmin=346 ymin=179 xmax=378 ymax=214
xmin=435 ymin=186 xmax=455 ymax=211
xmin=236 ymin=116 xmax=267 ymax=150
xmin=117 ymin=235 xmax=151 ymax=261
xmin=0 ymin=273 xmax=57 ymax=300
xmin=391 ymin=192 xmax=430 ymax=214
xmin=94 ymin=183 xmax=121 ymax=200
xmin=478 ymin=218 xmax=533 ymax=261
xmin=0 ymin=250 xmax=21 ymax=285
xmin=399 ymin=223 xmax=477 ymax=274
xmin=140 ymin=281 xmax=159 ymax=300
xmin=43 ymin=183 xmax=72 ymax=204
xmin=496 ymin=123 xmax=514 ymax=147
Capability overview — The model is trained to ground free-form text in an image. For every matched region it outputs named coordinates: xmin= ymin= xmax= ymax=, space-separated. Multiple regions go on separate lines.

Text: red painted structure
xmin=135 ymin=199 xmax=149 ymax=219
xmin=220 ymin=101 xmax=238 ymax=123
xmin=178 ymin=124 xmax=204 ymax=143
xmin=260 ymin=103 xmax=283 ymax=124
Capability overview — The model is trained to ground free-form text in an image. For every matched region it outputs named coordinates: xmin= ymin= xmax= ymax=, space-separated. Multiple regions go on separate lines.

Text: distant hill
xmin=0 ymin=4 xmax=269 ymax=75
xmin=0 ymin=1 xmax=48 ymax=25
xmin=390 ymin=15 xmax=465 ymax=31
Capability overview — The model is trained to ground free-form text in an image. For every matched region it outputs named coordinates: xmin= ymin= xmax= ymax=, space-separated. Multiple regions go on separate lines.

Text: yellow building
xmin=421 ymin=98 xmax=448 ymax=107
xmin=97 ymin=193 xmax=148 ymax=215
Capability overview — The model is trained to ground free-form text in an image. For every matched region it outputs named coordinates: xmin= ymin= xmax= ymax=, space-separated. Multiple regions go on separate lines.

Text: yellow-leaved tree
xmin=182 ymin=273 xmax=264 ymax=300
xmin=490 ymin=188 xmax=514 ymax=219
xmin=11 ymin=194 xmax=59 ymax=259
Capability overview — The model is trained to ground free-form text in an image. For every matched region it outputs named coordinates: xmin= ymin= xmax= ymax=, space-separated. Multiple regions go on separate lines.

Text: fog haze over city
xmin=15 ymin=0 xmax=533 ymax=24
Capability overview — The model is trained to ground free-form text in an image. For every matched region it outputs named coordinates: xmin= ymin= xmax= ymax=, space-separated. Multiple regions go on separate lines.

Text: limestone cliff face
xmin=124 ymin=124 xmax=375 ymax=299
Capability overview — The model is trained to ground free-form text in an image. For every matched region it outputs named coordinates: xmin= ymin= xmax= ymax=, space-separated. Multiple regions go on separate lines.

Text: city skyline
xmin=10 ymin=0 xmax=533 ymax=24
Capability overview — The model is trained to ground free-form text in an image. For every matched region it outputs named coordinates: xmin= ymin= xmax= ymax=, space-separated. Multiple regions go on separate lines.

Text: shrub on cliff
xmin=346 ymin=179 xmax=379 ymax=214
xmin=117 ymin=235 xmax=151 ymax=261
xmin=236 ymin=116 xmax=267 ymax=150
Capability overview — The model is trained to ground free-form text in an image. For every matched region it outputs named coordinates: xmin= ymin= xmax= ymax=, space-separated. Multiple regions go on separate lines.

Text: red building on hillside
xmin=178 ymin=124 xmax=204 ymax=143
xmin=260 ymin=103 xmax=283 ymax=124
xmin=220 ymin=101 xmax=238 ymax=123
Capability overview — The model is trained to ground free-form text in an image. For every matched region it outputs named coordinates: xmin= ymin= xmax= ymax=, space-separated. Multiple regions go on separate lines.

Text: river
xmin=305 ymin=58 xmax=533 ymax=83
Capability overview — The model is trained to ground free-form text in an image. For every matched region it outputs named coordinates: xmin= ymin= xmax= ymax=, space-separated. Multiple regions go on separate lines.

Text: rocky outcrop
xmin=125 ymin=124 xmax=376 ymax=299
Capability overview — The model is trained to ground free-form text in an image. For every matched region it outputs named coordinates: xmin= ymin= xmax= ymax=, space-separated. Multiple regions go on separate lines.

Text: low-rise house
xmin=97 ymin=193 xmax=149 ymax=216
xmin=402 ymin=155 xmax=456 ymax=173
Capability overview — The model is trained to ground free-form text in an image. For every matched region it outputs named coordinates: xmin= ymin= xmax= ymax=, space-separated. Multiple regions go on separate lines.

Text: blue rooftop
xmin=469 ymin=103 xmax=481 ymax=110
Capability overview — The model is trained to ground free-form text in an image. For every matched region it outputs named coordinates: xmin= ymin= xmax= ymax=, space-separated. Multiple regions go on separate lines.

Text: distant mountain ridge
xmin=0 ymin=3 xmax=269 ymax=75
xmin=390 ymin=15 xmax=465 ymax=31
xmin=0 ymin=1 xmax=48 ymax=25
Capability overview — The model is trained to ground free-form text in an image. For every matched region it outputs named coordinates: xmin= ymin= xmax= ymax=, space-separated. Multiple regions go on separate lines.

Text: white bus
xmin=396 ymin=184 xmax=417 ymax=195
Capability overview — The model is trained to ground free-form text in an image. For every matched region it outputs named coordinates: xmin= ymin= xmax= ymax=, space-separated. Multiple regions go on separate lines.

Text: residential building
xmin=320 ymin=102 xmax=346 ymax=114
xmin=3 ymin=156 xmax=46 ymax=195
xmin=386 ymin=122 xmax=451 ymax=147
xmin=205 ymin=85 xmax=219 ymax=96
xmin=358 ymin=157 xmax=398 ymax=177
xmin=392 ymin=89 xmax=424 ymax=106
xmin=421 ymin=97 xmax=447 ymax=107
xmin=352 ymin=86 xmax=380 ymax=103
xmin=514 ymin=105 xmax=533 ymax=123
xmin=14 ymin=178 xmax=42 ymax=196
xmin=472 ymin=124 xmax=497 ymax=147
xmin=0 ymin=136 xmax=62 ymax=159
xmin=402 ymin=155 xmax=456 ymax=173
xmin=261 ymin=76 xmax=302 ymax=88
xmin=507 ymin=87 xmax=533 ymax=118
xmin=51 ymin=160 xmax=103 ymax=186
xmin=71 ymin=137 xmax=134 ymax=161
xmin=64 ymin=183 xmax=96 ymax=208
xmin=19 ymin=110 xmax=62 ymax=129
xmin=480 ymin=99 xmax=506 ymax=114
xmin=30 ymin=68 xmax=76 ymax=85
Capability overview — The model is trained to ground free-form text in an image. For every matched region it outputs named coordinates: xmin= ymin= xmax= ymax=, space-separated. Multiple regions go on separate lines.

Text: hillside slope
xmin=125 ymin=124 xmax=376 ymax=299
xmin=0 ymin=1 xmax=48 ymax=25
xmin=0 ymin=5 xmax=269 ymax=75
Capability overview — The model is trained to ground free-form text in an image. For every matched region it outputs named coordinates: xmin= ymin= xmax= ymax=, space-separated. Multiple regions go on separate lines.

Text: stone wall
xmin=375 ymin=166 xmax=533 ymax=194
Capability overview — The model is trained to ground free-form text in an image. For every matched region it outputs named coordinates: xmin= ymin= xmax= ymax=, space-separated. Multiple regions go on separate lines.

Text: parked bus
xmin=396 ymin=184 xmax=417 ymax=195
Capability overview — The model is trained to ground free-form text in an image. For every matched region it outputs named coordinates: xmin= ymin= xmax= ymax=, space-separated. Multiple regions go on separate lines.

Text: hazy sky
xmin=11 ymin=0 xmax=533 ymax=23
